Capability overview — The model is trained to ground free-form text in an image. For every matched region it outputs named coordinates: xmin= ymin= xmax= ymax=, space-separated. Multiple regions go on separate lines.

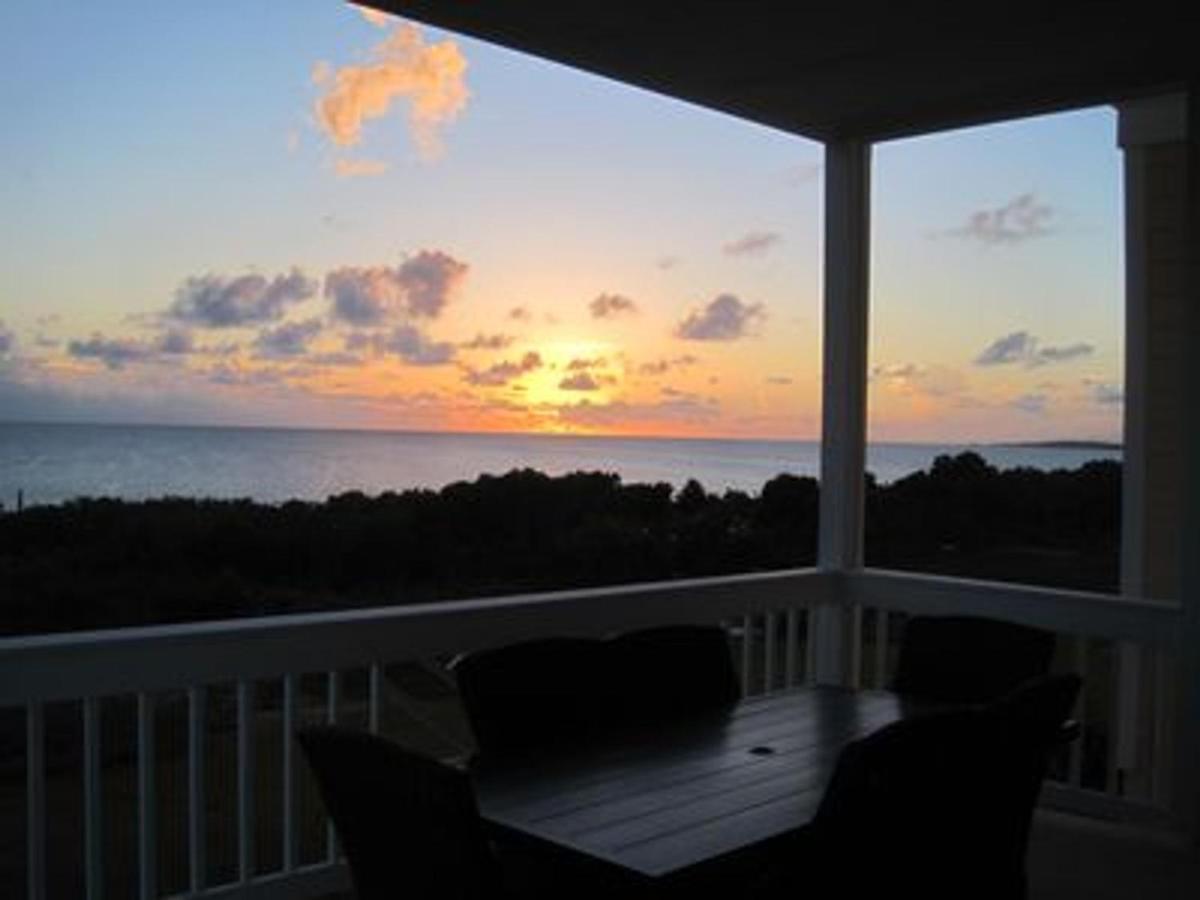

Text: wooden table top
xmin=474 ymin=685 xmax=927 ymax=883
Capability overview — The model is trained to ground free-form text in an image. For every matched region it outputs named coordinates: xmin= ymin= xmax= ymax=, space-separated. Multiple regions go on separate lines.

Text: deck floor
xmin=1027 ymin=811 xmax=1200 ymax=900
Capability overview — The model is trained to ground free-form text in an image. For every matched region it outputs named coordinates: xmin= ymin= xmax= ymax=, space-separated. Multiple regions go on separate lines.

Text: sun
xmin=519 ymin=339 xmax=618 ymax=409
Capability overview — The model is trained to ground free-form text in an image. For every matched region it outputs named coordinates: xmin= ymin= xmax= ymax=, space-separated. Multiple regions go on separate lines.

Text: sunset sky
xmin=0 ymin=2 xmax=1125 ymax=443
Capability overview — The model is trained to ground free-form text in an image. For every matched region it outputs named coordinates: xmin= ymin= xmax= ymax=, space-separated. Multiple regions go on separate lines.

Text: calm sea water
xmin=0 ymin=422 xmax=1121 ymax=508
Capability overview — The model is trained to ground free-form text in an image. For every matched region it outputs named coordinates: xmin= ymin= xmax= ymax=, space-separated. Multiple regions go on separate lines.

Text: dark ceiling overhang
xmin=373 ymin=1 xmax=1195 ymax=141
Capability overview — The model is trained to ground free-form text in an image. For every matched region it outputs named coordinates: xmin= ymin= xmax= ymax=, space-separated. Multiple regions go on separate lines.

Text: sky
xmin=0 ymin=2 xmax=1125 ymax=443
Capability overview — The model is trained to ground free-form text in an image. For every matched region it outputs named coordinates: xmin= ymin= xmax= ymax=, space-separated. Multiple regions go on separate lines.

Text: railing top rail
xmin=846 ymin=568 xmax=1183 ymax=648
xmin=0 ymin=568 xmax=829 ymax=705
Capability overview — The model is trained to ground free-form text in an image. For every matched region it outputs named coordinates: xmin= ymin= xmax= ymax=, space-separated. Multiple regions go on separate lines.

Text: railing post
xmin=1177 ymin=81 xmax=1200 ymax=842
xmin=1116 ymin=91 xmax=1192 ymax=809
xmin=815 ymin=137 xmax=871 ymax=685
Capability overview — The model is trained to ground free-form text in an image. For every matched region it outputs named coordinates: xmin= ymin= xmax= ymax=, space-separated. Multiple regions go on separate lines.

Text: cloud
xmin=508 ymin=306 xmax=532 ymax=323
xmin=461 ymin=333 xmax=514 ymax=350
xmin=974 ymin=331 xmax=1035 ymax=366
xmin=68 ymin=335 xmax=156 ymax=370
xmin=675 ymin=294 xmax=764 ymax=341
xmin=945 ymin=193 xmax=1055 ymax=245
xmin=656 ymin=256 xmax=679 ymax=270
xmin=253 ymin=318 xmax=324 ymax=358
xmin=463 ymin=351 xmax=542 ymax=387
xmin=1011 ymin=392 xmax=1048 ymax=414
xmin=1089 ymin=382 xmax=1124 ymax=405
xmin=381 ymin=324 xmax=455 ymax=366
xmin=559 ymin=372 xmax=602 ymax=391
xmin=314 ymin=21 xmax=469 ymax=161
xmin=786 ymin=162 xmax=822 ymax=185
xmin=590 ymin=293 xmax=638 ymax=319
xmin=1033 ymin=342 xmax=1093 ymax=365
xmin=871 ymin=362 xmax=967 ymax=398
xmin=352 ymin=4 xmax=392 ymax=27
xmin=723 ymin=231 xmax=781 ymax=257
xmin=639 ymin=354 xmax=698 ymax=376
xmin=325 ymin=250 xmax=468 ymax=325
xmin=0 ymin=321 xmax=13 ymax=356
xmin=157 ymin=329 xmax=194 ymax=355
xmin=168 ymin=269 xmax=316 ymax=328
xmin=335 ymin=157 xmax=390 ymax=178
xmin=556 ymin=396 xmax=719 ymax=428
xmin=973 ymin=331 xmax=1094 ymax=367
xmin=566 ymin=357 xmax=606 ymax=371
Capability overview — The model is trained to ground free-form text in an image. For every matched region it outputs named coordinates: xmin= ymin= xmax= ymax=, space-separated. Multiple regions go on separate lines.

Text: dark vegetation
xmin=0 ymin=452 xmax=1119 ymax=637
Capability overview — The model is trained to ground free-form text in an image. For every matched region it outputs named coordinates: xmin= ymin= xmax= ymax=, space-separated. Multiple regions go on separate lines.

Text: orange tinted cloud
xmin=315 ymin=22 xmax=468 ymax=161
xmin=335 ymin=157 xmax=389 ymax=178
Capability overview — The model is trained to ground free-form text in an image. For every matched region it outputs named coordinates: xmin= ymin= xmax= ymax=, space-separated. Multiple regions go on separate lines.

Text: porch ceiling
xmin=374 ymin=1 xmax=1194 ymax=141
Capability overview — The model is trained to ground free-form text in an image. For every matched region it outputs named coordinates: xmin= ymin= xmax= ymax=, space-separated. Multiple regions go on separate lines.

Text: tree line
xmin=0 ymin=452 xmax=1119 ymax=636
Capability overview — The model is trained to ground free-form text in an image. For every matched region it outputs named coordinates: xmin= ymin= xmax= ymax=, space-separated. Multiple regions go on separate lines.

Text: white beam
xmin=814 ymin=139 xmax=871 ymax=685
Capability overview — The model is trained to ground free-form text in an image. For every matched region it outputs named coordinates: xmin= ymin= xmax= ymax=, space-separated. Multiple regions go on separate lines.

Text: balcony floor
xmin=1028 ymin=811 xmax=1200 ymax=899
xmin=311 ymin=810 xmax=1199 ymax=900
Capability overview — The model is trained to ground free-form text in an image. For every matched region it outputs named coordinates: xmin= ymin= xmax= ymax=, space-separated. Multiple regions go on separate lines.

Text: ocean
xmin=0 ymin=421 xmax=1122 ymax=508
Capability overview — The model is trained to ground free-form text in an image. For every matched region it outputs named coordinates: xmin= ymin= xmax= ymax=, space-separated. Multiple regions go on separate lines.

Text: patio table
xmin=473 ymin=685 xmax=933 ymax=894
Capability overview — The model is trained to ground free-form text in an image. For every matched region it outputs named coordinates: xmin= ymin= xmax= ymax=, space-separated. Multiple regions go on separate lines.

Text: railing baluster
xmin=848 ymin=604 xmax=864 ymax=689
xmin=137 ymin=693 xmax=157 ymax=900
xmin=187 ymin=687 xmax=206 ymax=894
xmin=873 ymin=609 xmax=890 ymax=689
xmin=326 ymin=671 xmax=339 ymax=862
xmin=784 ymin=610 xmax=799 ymax=687
xmin=282 ymin=675 xmax=298 ymax=872
xmin=368 ymin=665 xmax=382 ymax=734
xmin=763 ymin=613 xmax=778 ymax=693
xmin=83 ymin=697 xmax=103 ymax=900
xmin=237 ymin=680 xmax=255 ymax=882
xmin=1068 ymin=637 xmax=1088 ymax=786
xmin=805 ymin=609 xmax=819 ymax=683
xmin=740 ymin=616 xmax=754 ymax=696
xmin=27 ymin=703 xmax=46 ymax=900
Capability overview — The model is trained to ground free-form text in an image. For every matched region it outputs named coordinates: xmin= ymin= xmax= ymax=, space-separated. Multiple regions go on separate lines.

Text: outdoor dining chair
xmin=609 ymin=623 xmax=740 ymax=724
xmin=892 ymin=614 xmax=1057 ymax=704
xmin=756 ymin=673 xmax=1082 ymax=900
xmin=297 ymin=726 xmax=507 ymax=900
xmin=451 ymin=637 xmax=612 ymax=758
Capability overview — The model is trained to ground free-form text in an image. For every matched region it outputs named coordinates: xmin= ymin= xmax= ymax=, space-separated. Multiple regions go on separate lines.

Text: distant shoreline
xmin=994 ymin=440 xmax=1122 ymax=451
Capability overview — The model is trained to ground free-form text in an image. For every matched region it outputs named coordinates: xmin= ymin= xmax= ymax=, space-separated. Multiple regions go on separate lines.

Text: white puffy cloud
xmin=314 ymin=21 xmax=468 ymax=161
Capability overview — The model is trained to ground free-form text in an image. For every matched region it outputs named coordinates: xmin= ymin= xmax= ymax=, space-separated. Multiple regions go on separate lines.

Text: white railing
xmin=1 ymin=569 xmax=831 ymax=900
xmin=0 ymin=566 xmax=1186 ymax=899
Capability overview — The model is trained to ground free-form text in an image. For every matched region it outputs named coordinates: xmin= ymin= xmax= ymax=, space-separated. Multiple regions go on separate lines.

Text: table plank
xmin=475 ymin=686 xmax=920 ymax=881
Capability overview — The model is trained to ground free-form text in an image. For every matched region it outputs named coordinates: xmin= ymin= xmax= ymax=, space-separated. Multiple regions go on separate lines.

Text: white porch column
xmin=813 ymin=139 xmax=871 ymax=685
xmin=1115 ymin=93 xmax=1188 ymax=803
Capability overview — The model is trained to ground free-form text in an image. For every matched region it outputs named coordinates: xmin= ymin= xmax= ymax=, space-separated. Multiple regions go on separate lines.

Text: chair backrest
xmin=454 ymin=626 xmax=739 ymax=759
xmin=811 ymin=674 xmax=1081 ymax=900
xmin=609 ymin=624 xmax=740 ymax=723
xmin=296 ymin=726 xmax=500 ymax=900
xmin=892 ymin=614 xmax=1056 ymax=704
xmin=452 ymin=636 xmax=611 ymax=758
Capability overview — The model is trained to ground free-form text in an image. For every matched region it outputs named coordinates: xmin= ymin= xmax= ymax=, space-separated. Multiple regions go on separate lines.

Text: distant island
xmin=995 ymin=440 xmax=1122 ymax=451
